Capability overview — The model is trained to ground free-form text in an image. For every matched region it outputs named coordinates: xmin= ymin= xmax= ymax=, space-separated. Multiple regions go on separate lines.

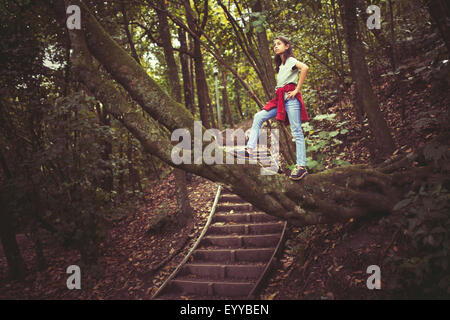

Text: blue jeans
xmin=246 ymin=98 xmax=307 ymax=167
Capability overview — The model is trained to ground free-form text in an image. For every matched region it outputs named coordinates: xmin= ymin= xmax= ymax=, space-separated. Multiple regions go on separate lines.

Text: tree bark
xmin=120 ymin=1 xmax=141 ymax=65
xmin=118 ymin=143 xmax=125 ymax=197
xmin=426 ymin=0 xmax=450 ymax=57
xmin=250 ymin=0 xmax=276 ymax=99
xmin=95 ymin=103 xmax=113 ymax=193
xmin=0 ymin=150 xmax=27 ymax=280
xmin=0 ymin=213 xmax=27 ymax=280
xmin=178 ymin=28 xmax=195 ymax=115
xmin=183 ymin=0 xmax=214 ymax=129
xmin=338 ymin=0 xmax=396 ymax=157
xmin=156 ymin=0 xmax=192 ymax=221
xmin=127 ymin=132 xmax=142 ymax=195
xmin=388 ymin=0 xmax=397 ymax=71
xmin=221 ymin=71 xmax=234 ymax=128
xmin=330 ymin=0 xmax=346 ymax=101
xmin=234 ymin=78 xmax=244 ymax=120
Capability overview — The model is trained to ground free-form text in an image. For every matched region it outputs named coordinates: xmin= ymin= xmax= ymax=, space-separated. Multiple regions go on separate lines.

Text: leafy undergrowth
xmin=0 ymin=171 xmax=218 ymax=299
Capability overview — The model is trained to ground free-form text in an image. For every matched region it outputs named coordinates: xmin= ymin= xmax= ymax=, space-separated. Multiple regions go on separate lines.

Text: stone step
xmin=200 ymin=234 xmax=280 ymax=248
xmin=166 ymin=279 xmax=254 ymax=297
xmin=215 ymin=203 xmax=253 ymax=213
xmin=178 ymin=263 xmax=265 ymax=280
xmin=207 ymin=222 xmax=284 ymax=235
xmin=219 ymin=194 xmax=245 ymax=203
xmin=213 ymin=212 xmax=277 ymax=223
xmin=192 ymin=248 xmax=274 ymax=263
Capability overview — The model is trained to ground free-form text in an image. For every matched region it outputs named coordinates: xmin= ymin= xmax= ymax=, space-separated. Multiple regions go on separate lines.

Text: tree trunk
xmin=250 ymin=0 xmax=276 ymax=99
xmin=30 ymin=229 xmax=46 ymax=271
xmin=189 ymin=34 xmax=196 ymax=112
xmin=233 ymin=44 xmax=244 ymax=121
xmin=178 ymin=28 xmax=195 ymax=115
xmin=118 ymin=143 xmax=125 ymax=198
xmin=330 ymin=0 xmax=346 ymax=101
xmin=0 ymin=150 xmax=27 ymax=280
xmin=127 ymin=133 xmax=139 ymax=194
xmin=183 ymin=0 xmax=214 ymax=129
xmin=221 ymin=71 xmax=234 ymax=128
xmin=388 ymin=0 xmax=397 ymax=71
xmin=0 ymin=216 xmax=27 ymax=280
xmin=120 ymin=2 xmax=141 ymax=65
xmin=173 ymin=167 xmax=192 ymax=225
xmin=157 ymin=0 xmax=193 ymax=221
xmin=95 ymin=103 xmax=113 ymax=193
xmin=338 ymin=0 xmax=395 ymax=158
xmin=234 ymin=78 xmax=244 ymax=121
xmin=426 ymin=0 xmax=450 ymax=57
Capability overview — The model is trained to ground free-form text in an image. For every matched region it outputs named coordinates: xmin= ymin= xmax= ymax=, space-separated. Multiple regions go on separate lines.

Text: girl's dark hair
xmin=274 ymin=36 xmax=296 ymax=73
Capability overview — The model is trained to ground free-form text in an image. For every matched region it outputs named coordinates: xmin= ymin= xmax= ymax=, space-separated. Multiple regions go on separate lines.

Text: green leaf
xmin=329 ymin=131 xmax=339 ymax=137
xmin=313 ymin=113 xmax=336 ymax=122
xmin=307 ymin=159 xmax=319 ymax=168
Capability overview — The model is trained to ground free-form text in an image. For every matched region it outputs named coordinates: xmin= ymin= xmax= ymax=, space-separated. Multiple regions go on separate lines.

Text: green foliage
xmin=0 ymin=88 xmax=148 ymax=264
xmin=38 ymin=93 xmax=114 ymax=249
xmin=301 ymin=113 xmax=350 ymax=172
xmin=243 ymin=11 xmax=269 ymax=33
xmin=0 ymin=0 xmax=162 ymax=269
xmin=381 ymin=142 xmax=450 ymax=297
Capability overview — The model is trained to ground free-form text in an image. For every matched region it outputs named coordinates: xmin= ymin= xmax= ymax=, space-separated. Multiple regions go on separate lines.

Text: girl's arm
xmin=287 ymin=61 xmax=309 ymax=99
xmin=295 ymin=61 xmax=309 ymax=91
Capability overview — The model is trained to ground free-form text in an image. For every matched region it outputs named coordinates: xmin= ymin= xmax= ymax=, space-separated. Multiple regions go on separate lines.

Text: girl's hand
xmin=286 ymin=89 xmax=299 ymax=100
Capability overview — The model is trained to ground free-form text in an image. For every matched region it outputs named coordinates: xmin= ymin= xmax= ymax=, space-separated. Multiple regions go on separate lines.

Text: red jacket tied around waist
xmin=262 ymin=83 xmax=309 ymax=125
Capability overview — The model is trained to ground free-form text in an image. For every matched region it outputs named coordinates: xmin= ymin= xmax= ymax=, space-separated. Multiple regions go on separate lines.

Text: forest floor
xmin=0 ymin=172 xmax=219 ymax=299
xmin=1 ymin=41 xmax=448 ymax=300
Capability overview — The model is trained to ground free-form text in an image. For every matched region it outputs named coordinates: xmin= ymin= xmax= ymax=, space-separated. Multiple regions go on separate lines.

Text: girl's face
xmin=273 ymin=39 xmax=289 ymax=55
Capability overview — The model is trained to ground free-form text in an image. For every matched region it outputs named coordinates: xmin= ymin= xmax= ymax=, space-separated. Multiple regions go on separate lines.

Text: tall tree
xmin=120 ymin=1 xmax=141 ymax=65
xmin=221 ymin=70 xmax=234 ymax=128
xmin=178 ymin=28 xmax=195 ymax=115
xmin=426 ymin=0 xmax=450 ymax=57
xmin=250 ymin=0 xmax=277 ymax=96
xmin=156 ymin=0 xmax=193 ymax=222
xmin=0 ymin=150 xmax=27 ymax=280
xmin=183 ymin=0 xmax=215 ymax=129
xmin=338 ymin=0 xmax=395 ymax=157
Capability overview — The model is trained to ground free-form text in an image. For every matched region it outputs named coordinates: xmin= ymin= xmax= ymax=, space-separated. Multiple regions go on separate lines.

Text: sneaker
xmin=290 ymin=165 xmax=308 ymax=180
xmin=233 ymin=147 xmax=255 ymax=160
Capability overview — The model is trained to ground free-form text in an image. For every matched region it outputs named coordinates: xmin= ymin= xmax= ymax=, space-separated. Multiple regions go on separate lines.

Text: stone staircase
xmin=153 ymin=187 xmax=286 ymax=300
